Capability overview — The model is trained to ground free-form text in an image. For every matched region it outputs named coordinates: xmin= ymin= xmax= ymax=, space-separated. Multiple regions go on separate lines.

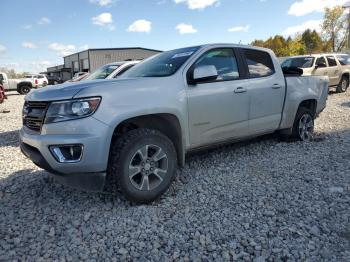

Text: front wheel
xmin=291 ymin=107 xmax=314 ymax=141
xmin=108 ymin=128 xmax=177 ymax=204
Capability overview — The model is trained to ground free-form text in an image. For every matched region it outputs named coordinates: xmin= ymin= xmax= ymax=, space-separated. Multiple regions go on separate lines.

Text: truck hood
xmin=25 ymin=77 xmax=172 ymax=101
xmin=25 ymin=80 xmax=110 ymax=101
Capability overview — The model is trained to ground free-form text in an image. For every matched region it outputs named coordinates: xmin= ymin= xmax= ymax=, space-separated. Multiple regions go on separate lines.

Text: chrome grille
xmin=23 ymin=101 xmax=49 ymax=132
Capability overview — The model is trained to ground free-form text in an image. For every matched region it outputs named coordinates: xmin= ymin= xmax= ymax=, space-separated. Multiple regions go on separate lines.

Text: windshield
xmin=336 ymin=55 xmax=350 ymax=66
xmin=281 ymin=57 xmax=315 ymax=68
xmin=85 ymin=64 xmax=119 ymax=80
xmin=122 ymin=46 xmax=200 ymax=78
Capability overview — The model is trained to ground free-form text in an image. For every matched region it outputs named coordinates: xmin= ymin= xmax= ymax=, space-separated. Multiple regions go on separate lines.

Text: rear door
xmin=240 ymin=48 xmax=285 ymax=135
xmin=186 ymin=48 xmax=250 ymax=147
xmin=326 ymin=56 xmax=341 ymax=86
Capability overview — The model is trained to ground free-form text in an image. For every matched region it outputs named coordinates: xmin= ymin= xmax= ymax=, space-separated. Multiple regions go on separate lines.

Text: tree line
xmin=251 ymin=6 xmax=348 ymax=57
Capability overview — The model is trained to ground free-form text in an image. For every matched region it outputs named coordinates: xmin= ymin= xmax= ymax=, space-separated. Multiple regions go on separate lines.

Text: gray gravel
xmin=1 ymin=91 xmax=350 ymax=261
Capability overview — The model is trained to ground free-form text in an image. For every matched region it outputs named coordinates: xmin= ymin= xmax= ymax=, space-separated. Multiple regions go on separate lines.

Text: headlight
xmin=45 ymin=97 xmax=101 ymax=124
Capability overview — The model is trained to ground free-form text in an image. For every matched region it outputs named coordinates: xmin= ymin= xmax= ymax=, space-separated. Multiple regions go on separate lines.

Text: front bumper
xmin=19 ymin=116 xmax=113 ymax=192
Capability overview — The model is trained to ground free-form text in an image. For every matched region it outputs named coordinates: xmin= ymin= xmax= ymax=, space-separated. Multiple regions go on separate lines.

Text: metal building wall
xmin=89 ymin=49 xmax=160 ymax=71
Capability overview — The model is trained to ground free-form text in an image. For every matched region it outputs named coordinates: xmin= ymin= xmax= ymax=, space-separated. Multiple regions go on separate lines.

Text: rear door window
xmin=326 ymin=56 xmax=337 ymax=67
xmin=243 ymin=49 xmax=275 ymax=78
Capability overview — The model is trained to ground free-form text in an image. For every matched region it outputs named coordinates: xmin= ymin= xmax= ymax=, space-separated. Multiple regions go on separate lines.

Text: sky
xmin=0 ymin=0 xmax=347 ymax=73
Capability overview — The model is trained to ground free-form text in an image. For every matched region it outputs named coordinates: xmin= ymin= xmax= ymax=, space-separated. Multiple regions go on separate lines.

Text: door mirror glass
xmin=193 ymin=65 xmax=218 ymax=83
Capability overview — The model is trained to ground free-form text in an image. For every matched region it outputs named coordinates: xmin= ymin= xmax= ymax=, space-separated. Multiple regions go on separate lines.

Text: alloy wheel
xmin=128 ymin=144 xmax=168 ymax=191
xmin=298 ymin=114 xmax=314 ymax=141
xmin=341 ymin=79 xmax=348 ymax=92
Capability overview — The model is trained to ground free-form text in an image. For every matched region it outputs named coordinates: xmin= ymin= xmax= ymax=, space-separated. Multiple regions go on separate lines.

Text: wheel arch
xmin=298 ymin=99 xmax=317 ymax=118
xmin=109 ymin=113 xmax=185 ymax=167
xmin=342 ymin=72 xmax=349 ymax=81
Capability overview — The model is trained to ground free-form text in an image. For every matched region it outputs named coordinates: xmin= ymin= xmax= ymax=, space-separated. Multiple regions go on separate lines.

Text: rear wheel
xmin=108 ymin=128 xmax=177 ymax=204
xmin=291 ymin=107 xmax=314 ymax=141
xmin=18 ymin=85 xmax=31 ymax=95
xmin=336 ymin=76 xmax=348 ymax=93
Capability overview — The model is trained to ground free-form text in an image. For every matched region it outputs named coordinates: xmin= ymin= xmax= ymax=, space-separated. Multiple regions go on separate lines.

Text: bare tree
xmin=322 ymin=6 xmax=348 ymax=52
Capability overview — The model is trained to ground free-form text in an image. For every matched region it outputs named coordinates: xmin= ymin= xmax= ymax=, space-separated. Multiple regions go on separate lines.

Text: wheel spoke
xmin=306 ymin=121 xmax=313 ymax=128
xmin=152 ymin=147 xmax=167 ymax=162
xmin=140 ymin=175 xmax=150 ymax=191
xmin=129 ymin=165 xmax=141 ymax=178
xmin=137 ymin=145 xmax=149 ymax=160
xmin=153 ymin=168 xmax=167 ymax=181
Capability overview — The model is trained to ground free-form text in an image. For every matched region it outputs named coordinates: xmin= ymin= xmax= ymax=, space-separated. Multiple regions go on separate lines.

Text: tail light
xmin=35 ymin=79 xmax=38 ymax=85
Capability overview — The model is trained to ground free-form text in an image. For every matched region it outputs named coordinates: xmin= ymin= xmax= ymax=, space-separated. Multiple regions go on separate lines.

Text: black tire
xmin=43 ymin=81 xmax=48 ymax=87
xmin=19 ymin=85 xmax=31 ymax=94
xmin=291 ymin=107 xmax=314 ymax=141
xmin=336 ymin=76 xmax=348 ymax=93
xmin=108 ymin=128 xmax=177 ymax=204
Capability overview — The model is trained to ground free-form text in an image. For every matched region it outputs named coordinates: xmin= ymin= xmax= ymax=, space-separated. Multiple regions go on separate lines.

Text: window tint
xmin=315 ymin=57 xmax=327 ymax=67
xmin=281 ymin=57 xmax=314 ymax=68
xmin=336 ymin=55 xmax=350 ymax=65
xmin=37 ymin=75 xmax=44 ymax=79
xmin=195 ymin=48 xmax=239 ymax=81
xmin=243 ymin=49 xmax=275 ymax=77
xmin=326 ymin=56 xmax=337 ymax=67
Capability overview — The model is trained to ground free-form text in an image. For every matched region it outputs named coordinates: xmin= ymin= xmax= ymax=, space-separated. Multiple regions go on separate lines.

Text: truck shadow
xmin=341 ymin=101 xmax=350 ymax=108
xmin=0 ymin=130 xmax=19 ymax=148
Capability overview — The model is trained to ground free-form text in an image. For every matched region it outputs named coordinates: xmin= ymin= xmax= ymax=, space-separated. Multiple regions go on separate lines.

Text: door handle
xmin=272 ymin=84 xmax=281 ymax=89
xmin=234 ymin=87 xmax=247 ymax=93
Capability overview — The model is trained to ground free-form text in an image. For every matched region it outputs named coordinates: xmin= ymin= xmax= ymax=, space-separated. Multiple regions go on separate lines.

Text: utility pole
xmin=342 ymin=1 xmax=350 ymax=51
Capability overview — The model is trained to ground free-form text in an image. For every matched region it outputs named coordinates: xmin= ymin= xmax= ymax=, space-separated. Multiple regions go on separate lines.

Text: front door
xmin=187 ymin=48 xmax=250 ymax=147
xmin=314 ymin=56 xmax=328 ymax=79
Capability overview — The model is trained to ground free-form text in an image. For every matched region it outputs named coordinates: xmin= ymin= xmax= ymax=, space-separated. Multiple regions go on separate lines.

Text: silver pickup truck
xmin=20 ymin=44 xmax=329 ymax=203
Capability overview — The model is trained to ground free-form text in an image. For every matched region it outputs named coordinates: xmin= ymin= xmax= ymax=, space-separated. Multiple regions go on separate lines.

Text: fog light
xmin=50 ymin=145 xmax=83 ymax=163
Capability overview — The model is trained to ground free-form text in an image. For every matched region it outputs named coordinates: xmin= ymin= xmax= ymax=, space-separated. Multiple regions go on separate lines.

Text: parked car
xmin=281 ymin=54 xmax=350 ymax=93
xmin=47 ymin=75 xmax=63 ymax=85
xmin=34 ymin=74 xmax=49 ymax=86
xmin=73 ymin=72 xmax=88 ymax=79
xmin=83 ymin=61 xmax=140 ymax=81
xmin=20 ymin=44 xmax=329 ymax=203
xmin=0 ymin=73 xmax=45 ymax=94
xmin=67 ymin=73 xmax=89 ymax=83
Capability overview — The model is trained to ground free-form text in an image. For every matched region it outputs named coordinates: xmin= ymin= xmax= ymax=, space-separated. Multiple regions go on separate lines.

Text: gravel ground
xmin=0 ymin=91 xmax=350 ymax=261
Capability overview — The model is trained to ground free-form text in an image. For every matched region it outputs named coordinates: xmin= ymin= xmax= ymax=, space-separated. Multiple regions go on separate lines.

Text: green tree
xmin=322 ymin=6 xmax=348 ymax=52
xmin=301 ymin=29 xmax=323 ymax=53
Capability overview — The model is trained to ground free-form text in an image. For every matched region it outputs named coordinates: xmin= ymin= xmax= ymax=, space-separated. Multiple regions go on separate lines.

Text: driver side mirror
xmin=192 ymin=65 xmax=218 ymax=84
